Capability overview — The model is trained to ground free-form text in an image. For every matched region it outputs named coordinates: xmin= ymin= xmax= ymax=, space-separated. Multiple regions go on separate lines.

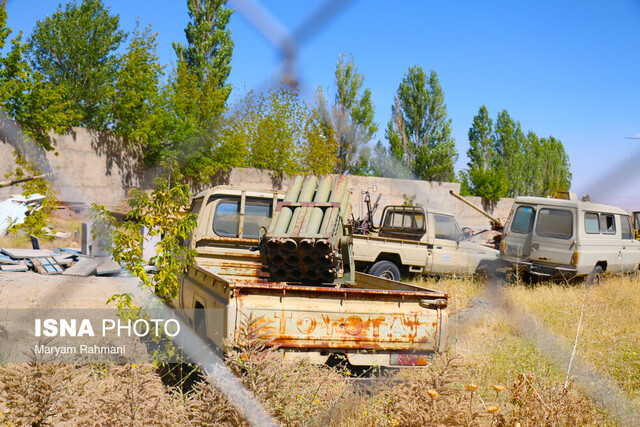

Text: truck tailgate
xmin=231 ymin=281 xmax=448 ymax=353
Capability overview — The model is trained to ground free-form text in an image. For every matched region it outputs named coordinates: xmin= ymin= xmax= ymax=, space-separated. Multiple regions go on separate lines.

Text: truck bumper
xmin=512 ymin=261 xmax=578 ymax=280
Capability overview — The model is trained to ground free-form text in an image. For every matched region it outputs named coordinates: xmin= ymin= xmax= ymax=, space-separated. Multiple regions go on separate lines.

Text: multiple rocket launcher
xmin=261 ymin=175 xmax=353 ymax=284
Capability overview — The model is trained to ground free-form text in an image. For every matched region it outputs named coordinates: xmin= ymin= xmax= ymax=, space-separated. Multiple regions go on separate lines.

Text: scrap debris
xmin=0 ymin=246 xmax=128 ymax=277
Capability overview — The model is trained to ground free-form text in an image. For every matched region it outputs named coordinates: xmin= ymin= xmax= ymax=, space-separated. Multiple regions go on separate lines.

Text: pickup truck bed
xmin=179 ymin=262 xmax=448 ymax=366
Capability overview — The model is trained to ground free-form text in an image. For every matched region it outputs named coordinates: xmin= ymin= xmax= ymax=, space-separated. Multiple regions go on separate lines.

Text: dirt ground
xmin=0 ymin=271 xmax=142 ymax=309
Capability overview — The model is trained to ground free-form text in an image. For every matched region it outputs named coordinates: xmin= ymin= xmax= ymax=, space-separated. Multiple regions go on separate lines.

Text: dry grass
xmin=1 ymin=276 xmax=638 ymax=425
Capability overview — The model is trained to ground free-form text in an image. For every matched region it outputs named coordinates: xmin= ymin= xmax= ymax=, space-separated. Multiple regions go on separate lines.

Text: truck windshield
xmin=212 ymin=198 xmax=273 ymax=239
xmin=510 ymin=206 xmax=535 ymax=233
xmin=535 ymin=208 xmax=573 ymax=239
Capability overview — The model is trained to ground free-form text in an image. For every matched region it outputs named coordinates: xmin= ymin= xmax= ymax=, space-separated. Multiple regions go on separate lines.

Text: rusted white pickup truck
xmin=173 ymin=178 xmax=449 ymax=368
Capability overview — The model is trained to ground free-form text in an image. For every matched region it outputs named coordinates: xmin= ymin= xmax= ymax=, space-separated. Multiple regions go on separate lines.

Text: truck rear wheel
xmin=369 ymin=261 xmax=401 ymax=281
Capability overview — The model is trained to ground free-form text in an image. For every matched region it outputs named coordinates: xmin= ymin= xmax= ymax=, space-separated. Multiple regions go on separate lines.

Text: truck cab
xmin=353 ymin=205 xmax=499 ymax=280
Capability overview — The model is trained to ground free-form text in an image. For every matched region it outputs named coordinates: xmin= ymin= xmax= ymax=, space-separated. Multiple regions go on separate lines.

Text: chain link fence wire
xmin=2 ymin=0 xmax=640 ymax=425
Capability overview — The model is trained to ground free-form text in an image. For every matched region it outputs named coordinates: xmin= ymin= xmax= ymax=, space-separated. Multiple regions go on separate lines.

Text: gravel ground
xmin=0 ymin=271 xmax=143 ymax=309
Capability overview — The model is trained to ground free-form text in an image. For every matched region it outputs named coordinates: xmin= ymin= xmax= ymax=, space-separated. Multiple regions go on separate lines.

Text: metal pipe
xmin=328 ymin=175 xmax=348 ymax=202
xmin=297 ymin=175 xmax=319 ymax=202
xmin=283 ymin=238 xmax=297 ymax=252
xmin=272 ymin=175 xmax=305 ymax=235
xmin=269 ymin=254 xmax=285 ymax=266
xmin=266 ymin=238 xmax=282 ymax=252
xmin=315 ymin=239 xmax=331 ymax=254
xmin=449 ymin=190 xmax=502 ymax=226
xmin=302 ymin=255 xmax=317 ymax=267
xmin=285 ymin=175 xmax=304 ymax=202
xmin=318 ymin=207 xmax=333 ymax=235
xmin=290 ymin=268 xmax=304 ymax=281
xmin=299 ymin=239 xmax=315 ymax=252
xmin=340 ymin=191 xmax=351 ymax=222
xmin=272 ymin=207 xmax=292 ymax=235
xmin=306 ymin=175 xmax=333 ymax=235
xmin=305 ymin=269 xmax=320 ymax=281
xmin=286 ymin=207 xmax=301 ymax=234
xmin=286 ymin=253 xmax=300 ymax=266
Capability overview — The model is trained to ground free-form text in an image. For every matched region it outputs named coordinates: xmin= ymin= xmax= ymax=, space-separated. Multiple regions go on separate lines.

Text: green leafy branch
xmin=92 ymin=159 xmax=198 ymax=306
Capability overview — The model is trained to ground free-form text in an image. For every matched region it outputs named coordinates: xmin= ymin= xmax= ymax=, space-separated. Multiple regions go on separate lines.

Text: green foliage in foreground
xmin=92 ymin=160 xmax=197 ymax=305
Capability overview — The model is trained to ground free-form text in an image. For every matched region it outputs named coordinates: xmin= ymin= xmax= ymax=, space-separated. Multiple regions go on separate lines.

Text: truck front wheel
xmin=369 ymin=261 xmax=401 ymax=281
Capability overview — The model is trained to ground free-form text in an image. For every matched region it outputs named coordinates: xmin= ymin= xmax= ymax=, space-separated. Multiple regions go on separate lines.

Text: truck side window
xmin=190 ymin=198 xmax=203 ymax=216
xmin=584 ymin=212 xmax=600 ymax=234
xmin=535 ymin=208 xmax=573 ymax=239
xmin=620 ymin=215 xmax=633 ymax=240
xmin=600 ymin=214 xmax=616 ymax=235
xmin=434 ymin=214 xmax=460 ymax=241
xmin=511 ymin=206 xmax=535 ymax=233
xmin=213 ymin=200 xmax=240 ymax=237
xmin=244 ymin=201 xmax=272 ymax=239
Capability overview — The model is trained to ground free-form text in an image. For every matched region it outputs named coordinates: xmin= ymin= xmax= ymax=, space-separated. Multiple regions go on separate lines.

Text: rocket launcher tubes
xmin=262 ymin=174 xmax=352 ymax=284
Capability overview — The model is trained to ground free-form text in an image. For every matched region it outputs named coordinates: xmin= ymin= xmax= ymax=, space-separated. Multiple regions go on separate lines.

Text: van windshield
xmin=535 ymin=208 xmax=573 ymax=239
xmin=511 ymin=206 xmax=535 ymax=233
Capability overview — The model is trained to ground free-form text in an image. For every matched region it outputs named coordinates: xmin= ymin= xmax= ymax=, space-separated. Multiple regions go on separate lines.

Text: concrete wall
xmin=0 ymin=127 xmax=146 ymax=205
xmin=213 ymin=169 xmax=514 ymax=228
xmin=0 ymin=127 xmax=513 ymax=227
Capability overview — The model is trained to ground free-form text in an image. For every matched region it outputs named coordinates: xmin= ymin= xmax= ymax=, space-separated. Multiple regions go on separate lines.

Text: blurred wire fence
xmin=1 ymin=0 xmax=639 ymax=425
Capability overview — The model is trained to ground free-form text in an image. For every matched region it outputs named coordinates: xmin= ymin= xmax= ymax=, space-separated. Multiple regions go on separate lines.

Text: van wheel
xmin=369 ymin=261 xmax=401 ymax=281
xmin=586 ymin=265 xmax=603 ymax=286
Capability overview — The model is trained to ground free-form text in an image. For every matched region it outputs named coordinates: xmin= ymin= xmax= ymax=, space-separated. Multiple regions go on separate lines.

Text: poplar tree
xmin=386 ymin=66 xmax=457 ymax=181
xmin=316 ymin=53 xmax=377 ymax=175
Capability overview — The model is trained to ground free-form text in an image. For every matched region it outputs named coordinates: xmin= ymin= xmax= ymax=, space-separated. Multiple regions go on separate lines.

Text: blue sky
xmin=5 ymin=0 xmax=640 ymax=209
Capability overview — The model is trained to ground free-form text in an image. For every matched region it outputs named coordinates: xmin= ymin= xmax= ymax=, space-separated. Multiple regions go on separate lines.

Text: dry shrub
xmin=0 ymin=363 xmax=187 ymax=426
xmin=187 ymin=314 xmax=350 ymax=426
xmin=70 ymin=363 xmax=187 ymax=426
xmin=331 ymin=354 xmax=474 ymax=426
xmin=501 ymin=372 xmax=606 ymax=426
xmin=0 ymin=362 xmax=85 ymax=425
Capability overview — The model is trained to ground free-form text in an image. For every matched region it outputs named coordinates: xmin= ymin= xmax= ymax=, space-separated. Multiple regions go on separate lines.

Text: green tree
xmin=316 ymin=53 xmax=377 ymax=174
xmin=464 ymin=107 xmax=572 ymax=198
xmin=386 ymin=66 xmax=457 ymax=181
xmin=112 ymin=23 xmax=164 ymax=147
xmin=461 ymin=105 xmax=507 ymax=201
xmin=27 ymin=0 xmax=126 ymax=129
xmin=0 ymin=3 xmax=78 ymax=237
xmin=173 ymin=0 xmax=233 ymax=101
xmin=156 ymin=0 xmax=235 ymax=181
xmin=226 ymin=86 xmax=336 ymax=175
xmin=157 ymin=60 xmax=231 ymax=180
xmin=493 ymin=109 xmax=526 ymax=197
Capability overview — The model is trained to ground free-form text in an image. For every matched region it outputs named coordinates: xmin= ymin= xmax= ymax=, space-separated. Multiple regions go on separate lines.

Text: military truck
xmin=173 ymin=175 xmax=449 ymax=368
xmin=352 ymin=204 xmax=500 ymax=281
xmin=500 ymin=193 xmax=640 ymax=282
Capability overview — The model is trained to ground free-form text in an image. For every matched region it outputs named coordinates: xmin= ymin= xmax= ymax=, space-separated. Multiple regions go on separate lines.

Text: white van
xmin=500 ymin=193 xmax=640 ymax=281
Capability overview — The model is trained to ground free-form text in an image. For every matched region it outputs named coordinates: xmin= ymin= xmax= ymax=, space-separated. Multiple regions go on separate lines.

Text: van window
xmin=536 ymin=208 xmax=573 ymax=239
xmin=213 ymin=200 xmax=240 ymax=237
xmin=434 ymin=214 xmax=460 ymax=241
xmin=584 ymin=213 xmax=600 ymax=234
xmin=244 ymin=201 xmax=272 ymax=239
xmin=600 ymin=214 xmax=616 ymax=235
xmin=511 ymin=206 xmax=535 ymax=233
xmin=621 ymin=215 xmax=633 ymax=240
